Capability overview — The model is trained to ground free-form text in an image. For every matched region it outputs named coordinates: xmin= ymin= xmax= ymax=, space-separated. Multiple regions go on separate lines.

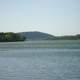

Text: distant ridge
xmin=19 ymin=31 xmax=55 ymax=40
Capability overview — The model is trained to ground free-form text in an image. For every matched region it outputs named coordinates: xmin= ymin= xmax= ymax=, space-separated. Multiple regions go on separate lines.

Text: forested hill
xmin=19 ymin=31 xmax=80 ymax=40
xmin=19 ymin=31 xmax=55 ymax=40
xmin=0 ymin=31 xmax=80 ymax=42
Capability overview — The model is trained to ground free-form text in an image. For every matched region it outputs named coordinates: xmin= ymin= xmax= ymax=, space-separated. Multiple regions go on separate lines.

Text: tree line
xmin=53 ymin=34 xmax=80 ymax=40
xmin=0 ymin=32 xmax=26 ymax=42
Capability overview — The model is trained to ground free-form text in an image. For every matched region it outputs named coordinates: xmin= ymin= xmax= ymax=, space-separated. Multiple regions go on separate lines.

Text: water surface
xmin=0 ymin=40 xmax=80 ymax=80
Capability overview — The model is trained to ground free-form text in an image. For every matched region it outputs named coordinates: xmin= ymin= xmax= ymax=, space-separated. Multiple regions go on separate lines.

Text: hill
xmin=19 ymin=31 xmax=55 ymax=40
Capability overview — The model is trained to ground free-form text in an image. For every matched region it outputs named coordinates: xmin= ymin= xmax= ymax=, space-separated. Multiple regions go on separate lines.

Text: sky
xmin=0 ymin=0 xmax=80 ymax=36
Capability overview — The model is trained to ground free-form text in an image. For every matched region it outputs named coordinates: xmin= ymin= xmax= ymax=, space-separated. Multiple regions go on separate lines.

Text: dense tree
xmin=0 ymin=32 xmax=26 ymax=42
xmin=54 ymin=35 xmax=80 ymax=40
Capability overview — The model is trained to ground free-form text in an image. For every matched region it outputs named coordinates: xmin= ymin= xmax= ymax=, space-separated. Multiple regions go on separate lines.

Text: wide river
xmin=0 ymin=40 xmax=80 ymax=80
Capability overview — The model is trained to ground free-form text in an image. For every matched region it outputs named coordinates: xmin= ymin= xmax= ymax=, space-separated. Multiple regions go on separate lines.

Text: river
xmin=0 ymin=40 xmax=80 ymax=80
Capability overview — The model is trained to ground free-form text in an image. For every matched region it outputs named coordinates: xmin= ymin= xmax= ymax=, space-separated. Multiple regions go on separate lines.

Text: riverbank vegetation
xmin=53 ymin=34 xmax=80 ymax=40
xmin=0 ymin=32 xmax=26 ymax=42
xmin=0 ymin=32 xmax=80 ymax=42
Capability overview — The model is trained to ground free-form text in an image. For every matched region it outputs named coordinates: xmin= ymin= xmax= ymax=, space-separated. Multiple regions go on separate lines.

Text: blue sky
xmin=0 ymin=0 xmax=80 ymax=35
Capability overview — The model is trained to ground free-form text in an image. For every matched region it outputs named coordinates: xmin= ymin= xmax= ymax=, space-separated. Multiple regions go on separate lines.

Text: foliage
xmin=0 ymin=32 xmax=26 ymax=42
xmin=54 ymin=35 xmax=80 ymax=40
xmin=0 ymin=32 xmax=80 ymax=42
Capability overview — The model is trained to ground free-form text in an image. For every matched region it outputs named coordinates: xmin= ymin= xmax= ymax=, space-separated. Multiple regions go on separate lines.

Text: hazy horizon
xmin=0 ymin=0 xmax=80 ymax=36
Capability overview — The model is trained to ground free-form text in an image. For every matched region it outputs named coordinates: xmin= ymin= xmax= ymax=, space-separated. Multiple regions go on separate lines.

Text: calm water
xmin=0 ymin=40 xmax=80 ymax=80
